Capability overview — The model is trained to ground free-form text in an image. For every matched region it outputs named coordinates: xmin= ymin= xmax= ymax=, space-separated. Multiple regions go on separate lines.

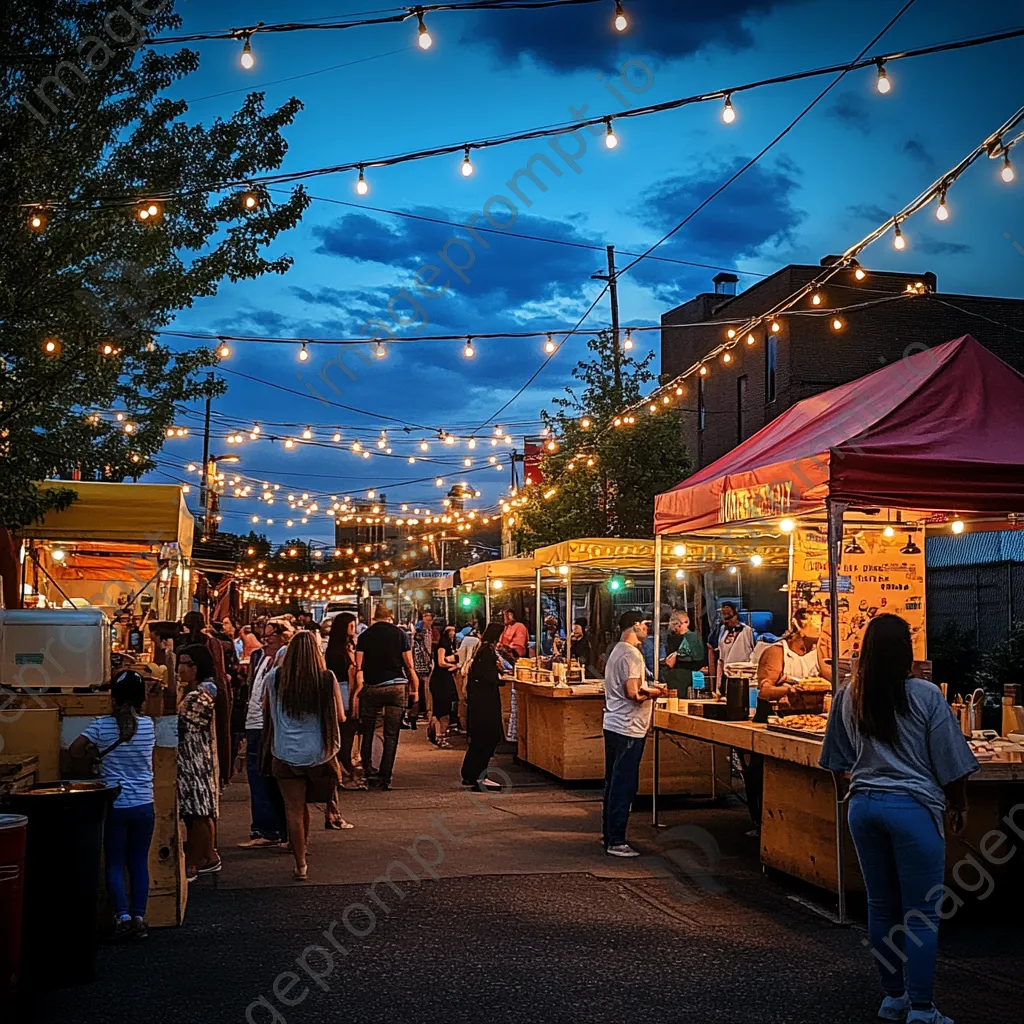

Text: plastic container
xmin=9 ymin=781 xmax=118 ymax=989
xmin=0 ymin=814 xmax=27 ymax=995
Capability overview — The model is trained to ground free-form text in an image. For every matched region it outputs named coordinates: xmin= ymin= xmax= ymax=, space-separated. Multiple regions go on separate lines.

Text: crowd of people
xmin=83 ymin=597 xmax=979 ymax=1022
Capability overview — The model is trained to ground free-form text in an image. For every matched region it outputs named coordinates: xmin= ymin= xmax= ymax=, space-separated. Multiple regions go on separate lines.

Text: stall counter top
xmin=654 ymin=710 xmax=1024 ymax=782
xmin=506 ymin=677 xmax=605 ymax=699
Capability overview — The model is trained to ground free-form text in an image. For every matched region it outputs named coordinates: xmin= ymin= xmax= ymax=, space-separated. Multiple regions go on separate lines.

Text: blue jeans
xmin=104 ymin=803 xmax=156 ymax=919
xmin=848 ymin=790 xmax=945 ymax=1008
xmin=602 ymin=729 xmax=647 ymax=848
xmin=246 ymin=728 xmax=286 ymax=840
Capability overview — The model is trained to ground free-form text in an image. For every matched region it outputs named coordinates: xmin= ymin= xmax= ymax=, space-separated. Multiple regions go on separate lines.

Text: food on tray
xmin=779 ymin=714 xmax=829 ymax=733
xmin=794 ymin=676 xmax=831 ymax=692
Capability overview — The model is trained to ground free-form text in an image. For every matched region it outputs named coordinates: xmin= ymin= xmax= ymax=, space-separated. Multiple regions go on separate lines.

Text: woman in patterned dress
xmin=177 ymin=644 xmax=221 ymax=879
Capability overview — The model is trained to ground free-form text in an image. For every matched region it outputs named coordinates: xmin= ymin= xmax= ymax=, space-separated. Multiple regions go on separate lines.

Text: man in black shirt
xmin=355 ymin=604 xmax=420 ymax=790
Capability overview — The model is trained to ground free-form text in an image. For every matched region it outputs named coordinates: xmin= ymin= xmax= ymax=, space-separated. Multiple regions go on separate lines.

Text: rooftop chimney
xmin=713 ymin=272 xmax=739 ymax=296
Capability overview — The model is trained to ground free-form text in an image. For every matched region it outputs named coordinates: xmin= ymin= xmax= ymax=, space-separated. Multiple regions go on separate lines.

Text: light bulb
xmin=721 ymin=95 xmax=736 ymax=124
xmin=623 ymin=331 xmax=634 ymax=351
xmin=28 ymin=210 xmax=47 ymax=232
xmin=242 ymin=191 xmax=258 ymax=210
xmin=750 ymin=554 xmax=763 ymax=567
xmin=420 ymin=440 xmax=429 ymax=452
xmin=604 ymin=120 xmax=618 ymax=149
xmin=461 ymin=147 xmax=474 ymax=177
xmin=1001 ymin=150 xmax=1015 ymax=183
xmin=893 ymin=221 xmax=906 ymax=250
xmin=416 ymin=13 xmax=432 ymax=50
xmin=770 ymin=320 xmax=781 ymax=333
xmin=544 ymin=335 xmax=556 ymax=354
xmin=463 ymin=339 xmax=475 ymax=358
xmin=935 ymin=192 xmax=949 ymax=221
xmin=218 ymin=342 xmax=231 ymax=358
xmin=698 ymin=364 xmax=708 ymax=377
xmin=854 ymin=267 xmax=866 ymax=281
xmin=779 ymin=518 xmax=795 ymax=534
xmin=332 ymin=432 xmax=341 ymax=442
xmin=883 ymin=525 xmax=895 ymax=538
xmin=951 ymin=519 xmax=965 ymax=534
xmin=722 ymin=351 xmax=732 ymax=364
xmin=614 ymin=0 xmax=627 ymax=31
xmin=875 ymin=62 xmax=890 ymax=94
xmin=374 ymin=341 xmax=386 ymax=359
xmin=302 ymin=427 xmax=312 ymax=440
xmin=298 ymin=343 xmax=309 ymax=362
xmin=581 ymin=417 xmax=591 ymax=429
xmin=284 ymin=439 xmax=294 ymax=449
xmin=831 ymin=318 xmax=844 ymax=332
xmin=356 ymin=167 xmax=369 ymax=196
xmin=746 ymin=333 xmax=756 ymax=346
xmin=240 ymin=38 xmax=255 ymax=70
xmin=811 ymin=292 xmax=822 ymax=306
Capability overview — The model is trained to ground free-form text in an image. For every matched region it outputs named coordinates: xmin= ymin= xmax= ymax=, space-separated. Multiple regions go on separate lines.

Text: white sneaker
xmin=906 ymin=1009 xmax=953 ymax=1024
xmin=878 ymin=994 xmax=911 ymax=1021
xmin=605 ymin=843 xmax=640 ymax=858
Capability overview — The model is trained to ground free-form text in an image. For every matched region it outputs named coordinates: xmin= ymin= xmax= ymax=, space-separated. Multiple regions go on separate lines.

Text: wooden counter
xmin=654 ymin=711 xmax=1024 ymax=910
xmin=514 ymin=682 xmax=731 ymax=797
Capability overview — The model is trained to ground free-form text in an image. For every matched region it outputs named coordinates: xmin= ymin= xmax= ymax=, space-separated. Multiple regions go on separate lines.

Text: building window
xmin=765 ymin=334 xmax=777 ymax=404
xmin=737 ymin=375 xmax=748 ymax=443
xmin=698 ymin=376 xmax=706 ymax=432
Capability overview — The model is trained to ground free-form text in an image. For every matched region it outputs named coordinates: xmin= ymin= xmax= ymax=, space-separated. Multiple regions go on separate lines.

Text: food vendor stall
xmin=513 ymin=538 xmax=732 ymax=796
xmin=650 ymin=336 xmax=1024 ymax=919
xmin=19 ymin=480 xmax=195 ymax=658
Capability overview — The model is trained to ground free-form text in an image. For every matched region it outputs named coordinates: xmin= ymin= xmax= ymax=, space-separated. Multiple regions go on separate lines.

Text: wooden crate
xmin=0 ymin=706 xmax=60 ymax=781
xmin=0 ymin=755 xmax=38 ymax=799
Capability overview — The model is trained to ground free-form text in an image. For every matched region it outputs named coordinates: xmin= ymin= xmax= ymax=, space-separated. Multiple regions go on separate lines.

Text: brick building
xmin=660 ymin=261 xmax=1024 ymax=469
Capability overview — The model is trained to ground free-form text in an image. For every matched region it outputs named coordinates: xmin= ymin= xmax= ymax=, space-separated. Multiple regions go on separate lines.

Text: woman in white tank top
xmin=757 ymin=609 xmax=829 ymax=704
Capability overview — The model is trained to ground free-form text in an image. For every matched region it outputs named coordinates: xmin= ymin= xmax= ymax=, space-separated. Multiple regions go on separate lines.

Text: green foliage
xmin=975 ymin=619 xmax=1024 ymax=697
xmin=513 ymin=331 xmax=692 ymax=548
xmin=0 ymin=1 xmax=309 ymax=530
xmin=927 ymin=619 xmax=980 ymax=694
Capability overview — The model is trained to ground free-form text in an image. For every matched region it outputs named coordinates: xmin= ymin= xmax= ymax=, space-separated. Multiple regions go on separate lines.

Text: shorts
xmin=271 ymin=756 xmax=340 ymax=803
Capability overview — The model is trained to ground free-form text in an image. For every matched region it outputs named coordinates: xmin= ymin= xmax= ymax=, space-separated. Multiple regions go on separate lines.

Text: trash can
xmin=0 ymin=814 xmax=27 ymax=996
xmin=9 ymin=781 xmax=119 ymax=988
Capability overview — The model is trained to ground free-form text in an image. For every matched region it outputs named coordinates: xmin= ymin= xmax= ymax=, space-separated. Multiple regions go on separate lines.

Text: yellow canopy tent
xmin=24 ymin=481 xmax=195 ymax=558
xmin=459 ymin=556 xmax=538 ymax=585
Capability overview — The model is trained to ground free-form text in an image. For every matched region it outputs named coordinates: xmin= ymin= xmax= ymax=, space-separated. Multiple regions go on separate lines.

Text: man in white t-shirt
xmin=602 ymin=611 xmax=668 ymax=857
xmin=710 ymin=602 xmax=756 ymax=695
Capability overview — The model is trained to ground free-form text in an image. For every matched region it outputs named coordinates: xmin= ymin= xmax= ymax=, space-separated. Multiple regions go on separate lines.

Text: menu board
xmin=790 ymin=521 xmax=926 ymax=660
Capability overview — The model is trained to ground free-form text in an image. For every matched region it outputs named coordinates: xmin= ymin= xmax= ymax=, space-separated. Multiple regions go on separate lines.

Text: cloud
xmin=462 ymin=0 xmax=802 ymax=73
xmin=828 ymin=92 xmax=872 ymax=135
xmin=848 ymin=202 xmax=890 ymax=224
xmin=903 ymin=137 xmax=937 ymax=172
xmin=915 ymin=235 xmax=971 ymax=256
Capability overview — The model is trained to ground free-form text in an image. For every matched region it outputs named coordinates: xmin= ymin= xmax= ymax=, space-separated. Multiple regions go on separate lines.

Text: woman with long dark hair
xmin=428 ymin=624 xmax=460 ymax=749
xmin=820 ymin=614 xmax=978 ymax=1024
xmin=323 ymin=612 xmax=359 ymax=824
xmin=460 ymin=623 xmax=507 ymax=791
xmin=263 ymin=630 xmax=345 ymax=879
xmin=176 ymin=644 xmax=221 ymax=879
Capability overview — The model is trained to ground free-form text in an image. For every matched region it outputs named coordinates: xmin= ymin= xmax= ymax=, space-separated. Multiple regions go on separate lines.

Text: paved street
xmin=23 ymin=732 xmax=1024 ymax=1024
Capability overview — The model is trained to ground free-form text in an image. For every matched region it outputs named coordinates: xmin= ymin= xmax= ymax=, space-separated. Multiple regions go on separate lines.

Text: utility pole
xmin=199 ymin=374 xmax=213 ymax=538
xmin=591 ymin=245 xmax=622 ymax=399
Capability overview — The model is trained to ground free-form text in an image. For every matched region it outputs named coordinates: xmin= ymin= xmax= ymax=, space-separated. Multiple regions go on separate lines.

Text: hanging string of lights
xmin=146 ymin=1 xmax=625 ymax=61
xmin=22 ymin=27 xmax=1024 ymax=218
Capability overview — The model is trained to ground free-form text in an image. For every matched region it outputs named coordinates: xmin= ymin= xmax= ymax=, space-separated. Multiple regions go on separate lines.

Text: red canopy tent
xmin=654 ymin=336 xmax=1024 ymax=534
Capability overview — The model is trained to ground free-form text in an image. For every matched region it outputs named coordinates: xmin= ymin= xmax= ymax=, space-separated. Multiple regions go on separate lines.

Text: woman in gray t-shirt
xmin=820 ymin=614 xmax=977 ymax=1024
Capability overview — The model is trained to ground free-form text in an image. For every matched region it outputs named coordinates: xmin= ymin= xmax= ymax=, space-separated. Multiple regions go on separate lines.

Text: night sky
xmin=151 ymin=0 xmax=1024 ymax=546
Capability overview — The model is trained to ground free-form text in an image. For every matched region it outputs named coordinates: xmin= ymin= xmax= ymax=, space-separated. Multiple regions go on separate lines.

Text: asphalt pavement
xmin=20 ymin=728 xmax=1024 ymax=1024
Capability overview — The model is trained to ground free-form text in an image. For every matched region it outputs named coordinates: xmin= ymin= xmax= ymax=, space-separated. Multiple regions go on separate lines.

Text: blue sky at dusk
xmin=153 ymin=0 xmax=1024 ymax=545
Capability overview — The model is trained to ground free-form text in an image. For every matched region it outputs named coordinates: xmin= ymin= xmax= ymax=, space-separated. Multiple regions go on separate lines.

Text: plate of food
xmin=766 ymin=713 xmax=829 ymax=738
xmin=793 ymin=676 xmax=831 ymax=692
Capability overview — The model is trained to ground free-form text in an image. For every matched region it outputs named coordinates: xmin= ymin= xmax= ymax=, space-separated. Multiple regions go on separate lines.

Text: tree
xmin=0 ymin=1 xmax=309 ymax=530
xmin=513 ymin=330 xmax=693 ymax=548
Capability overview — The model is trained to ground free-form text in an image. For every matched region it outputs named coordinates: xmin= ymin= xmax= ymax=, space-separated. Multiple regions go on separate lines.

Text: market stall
xmin=19 ymin=480 xmax=195 ymax=657
xmin=512 ymin=538 xmax=733 ymax=796
xmin=651 ymin=336 xmax=1024 ymax=917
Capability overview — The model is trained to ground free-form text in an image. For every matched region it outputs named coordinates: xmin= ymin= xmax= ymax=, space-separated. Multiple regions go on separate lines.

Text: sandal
xmin=438 ymin=738 xmax=451 ymax=749
xmin=293 ymin=864 xmax=308 ymax=881
xmin=325 ymin=818 xmax=355 ymax=830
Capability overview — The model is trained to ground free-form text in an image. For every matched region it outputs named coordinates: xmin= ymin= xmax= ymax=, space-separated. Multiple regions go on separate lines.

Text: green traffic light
xmin=460 ymin=594 xmax=473 ymax=608
xmin=608 ymin=575 xmax=624 ymax=592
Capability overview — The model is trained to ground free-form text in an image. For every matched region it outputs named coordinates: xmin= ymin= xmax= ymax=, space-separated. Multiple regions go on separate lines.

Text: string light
xmin=698 ymin=364 xmax=708 ymax=377
xmin=240 ymin=35 xmax=255 ymax=69
xmin=875 ymin=60 xmax=890 ymax=93
xmin=893 ymin=219 xmax=906 ymax=250
xmin=951 ymin=518 xmax=965 ymax=534
xmin=419 ymin=440 xmax=430 ymax=452
xmin=374 ymin=340 xmax=386 ymax=359
xmin=721 ymin=94 xmax=736 ymax=124
xmin=746 ymin=333 xmax=756 ymax=345
xmin=770 ymin=320 xmax=781 ymax=333
xmin=461 ymin=146 xmax=474 ymax=177
xmin=284 ymin=439 xmax=295 ymax=449
xmin=1001 ymin=148 xmax=1015 ymax=183
xmin=581 ymin=417 xmax=591 ymax=429
xmin=356 ymin=167 xmax=369 ymax=196
xmin=544 ymin=334 xmax=557 ymax=354
xmin=302 ymin=427 xmax=312 ymax=440
xmin=726 ymin=328 xmax=737 ymax=340
xmin=463 ymin=337 xmax=476 ymax=358
xmin=604 ymin=119 xmax=618 ymax=149
xmin=721 ymin=351 xmax=732 ymax=364
xmin=27 ymin=209 xmax=48 ymax=233
xmin=416 ymin=10 xmax=432 ymax=49
xmin=42 ymin=337 xmax=61 ymax=356
xmin=218 ymin=341 xmax=231 ymax=358
xmin=622 ymin=330 xmax=634 ymax=351
xmin=241 ymin=190 xmax=259 ymax=211
xmin=935 ymin=189 xmax=949 ymax=220
xmin=614 ymin=0 xmax=627 ymax=31
xmin=883 ymin=525 xmax=896 ymax=538
xmin=298 ymin=343 xmax=309 ymax=362
xmin=831 ymin=317 xmax=845 ymax=332
xmin=854 ymin=267 xmax=867 ymax=281
xmin=811 ymin=291 xmax=823 ymax=306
